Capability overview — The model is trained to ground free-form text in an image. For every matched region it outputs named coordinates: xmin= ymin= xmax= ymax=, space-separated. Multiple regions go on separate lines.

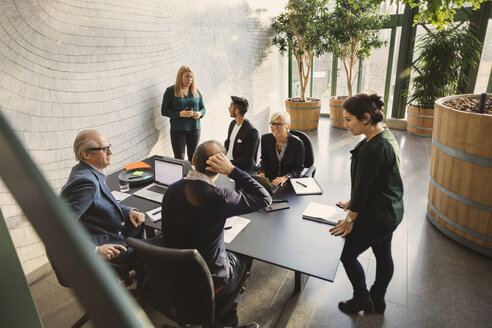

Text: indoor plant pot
xmin=427 ymin=94 xmax=492 ymax=257
xmin=285 ymin=97 xmax=322 ymax=131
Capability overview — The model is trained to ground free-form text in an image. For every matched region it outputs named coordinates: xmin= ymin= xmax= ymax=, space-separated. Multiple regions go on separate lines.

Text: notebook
xmin=133 ymin=158 xmax=184 ymax=203
xmin=291 ymin=177 xmax=323 ymax=195
xmin=302 ymin=202 xmax=340 ymax=225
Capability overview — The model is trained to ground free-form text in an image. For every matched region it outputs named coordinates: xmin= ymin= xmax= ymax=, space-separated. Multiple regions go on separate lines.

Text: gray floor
xmin=28 ymin=118 xmax=492 ymax=328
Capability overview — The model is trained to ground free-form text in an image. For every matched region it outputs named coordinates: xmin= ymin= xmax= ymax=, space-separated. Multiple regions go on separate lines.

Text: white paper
xmin=224 ymin=216 xmax=250 ymax=243
xmin=302 ymin=202 xmax=340 ymax=225
xmin=145 ymin=207 xmax=162 ymax=223
xmin=290 ymin=177 xmax=323 ymax=195
xmin=111 ymin=191 xmax=132 ymax=202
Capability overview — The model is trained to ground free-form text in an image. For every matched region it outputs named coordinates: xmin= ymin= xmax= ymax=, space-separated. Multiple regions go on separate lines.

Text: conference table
xmin=106 ymin=156 xmax=345 ymax=296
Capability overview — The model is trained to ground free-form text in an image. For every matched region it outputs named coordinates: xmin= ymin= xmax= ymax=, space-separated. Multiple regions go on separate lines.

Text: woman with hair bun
xmin=330 ymin=93 xmax=404 ymax=315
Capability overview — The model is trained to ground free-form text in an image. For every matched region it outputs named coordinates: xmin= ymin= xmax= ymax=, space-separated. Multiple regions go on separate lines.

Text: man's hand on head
xmin=205 ymin=153 xmax=234 ymax=176
xmin=129 ymin=209 xmax=145 ymax=227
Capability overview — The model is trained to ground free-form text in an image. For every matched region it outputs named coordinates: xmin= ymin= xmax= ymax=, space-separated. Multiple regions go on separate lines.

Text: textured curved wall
xmin=0 ymin=0 xmax=287 ymax=274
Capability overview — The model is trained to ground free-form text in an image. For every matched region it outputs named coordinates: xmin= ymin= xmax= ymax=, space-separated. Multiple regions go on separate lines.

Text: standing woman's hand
xmin=329 ymin=219 xmax=354 ymax=237
xmin=179 ymin=110 xmax=194 ymax=118
xmin=191 ymin=111 xmax=202 ymax=120
xmin=336 ymin=199 xmax=351 ymax=211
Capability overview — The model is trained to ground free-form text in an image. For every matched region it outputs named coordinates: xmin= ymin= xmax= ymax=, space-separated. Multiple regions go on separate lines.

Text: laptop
xmin=133 ymin=158 xmax=184 ymax=203
xmin=252 ymin=176 xmax=280 ymax=195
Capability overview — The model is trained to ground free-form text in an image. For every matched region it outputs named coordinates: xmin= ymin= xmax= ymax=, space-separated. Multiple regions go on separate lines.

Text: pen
xmin=296 ymin=181 xmax=308 ymax=188
xmin=272 ymin=199 xmax=287 ymax=203
xmin=152 ymin=210 xmax=161 ymax=215
xmin=224 ymin=226 xmax=232 ymax=230
xmin=336 ymin=203 xmax=344 ymax=209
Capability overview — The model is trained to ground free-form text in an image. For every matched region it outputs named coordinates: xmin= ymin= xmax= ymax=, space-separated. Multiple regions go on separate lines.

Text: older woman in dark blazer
xmin=258 ymin=111 xmax=304 ymax=186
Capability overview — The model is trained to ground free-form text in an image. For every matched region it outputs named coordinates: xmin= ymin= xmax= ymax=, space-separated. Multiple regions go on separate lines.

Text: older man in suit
xmin=224 ymin=96 xmax=259 ymax=172
xmin=61 ymin=130 xmax=146 ymax=284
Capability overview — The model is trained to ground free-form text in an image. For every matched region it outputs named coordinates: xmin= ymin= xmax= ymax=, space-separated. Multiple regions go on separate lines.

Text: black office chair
xmin=290 ymin=129 xmax=316 ymax=177
xmin=126 ymin=237 xmax=251 ymax=328
xmin=47 ymin=251 xmax=137 ymax=328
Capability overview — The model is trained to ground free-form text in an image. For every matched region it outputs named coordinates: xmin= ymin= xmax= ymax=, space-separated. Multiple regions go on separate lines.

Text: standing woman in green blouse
xmin=330 ymin=93 xmax=404 ymax=315
xmin=161 ymin=66 xmax=206 ymax=161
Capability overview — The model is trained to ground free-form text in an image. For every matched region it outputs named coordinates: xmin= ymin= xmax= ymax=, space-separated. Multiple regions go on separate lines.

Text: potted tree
xmin=324 ymin=0 xmax=388 ymax=128
xmin=272 ymin=0 xmax=330 ymax=131
xmin=406 ymin=24 xmax=481 ymax=136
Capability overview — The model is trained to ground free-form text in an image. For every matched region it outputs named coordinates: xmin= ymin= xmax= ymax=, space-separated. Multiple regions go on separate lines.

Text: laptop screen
xmin=154 ymin=159 xmax=183 ymax=186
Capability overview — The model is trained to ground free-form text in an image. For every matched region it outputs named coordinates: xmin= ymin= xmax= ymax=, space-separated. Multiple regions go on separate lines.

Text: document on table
xmin=145 ymin=207 xmax=162 ymax=223
xmin=111 ymin=191 xmax=132 ymax=202
xmin=302 ymin=202 xmax=340 ymax=225
xmin=291 ymin=177 xmax=323 ymax=195
xmin=224 ymin=216 xmax=250 ymax=243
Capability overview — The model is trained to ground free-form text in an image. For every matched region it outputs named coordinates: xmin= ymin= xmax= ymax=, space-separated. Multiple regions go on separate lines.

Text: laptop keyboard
xmin=148 ymin=185 xmax=167 ymax=193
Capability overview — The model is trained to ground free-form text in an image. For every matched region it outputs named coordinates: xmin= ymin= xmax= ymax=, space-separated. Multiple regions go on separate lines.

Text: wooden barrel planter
xmin=329 ymin=96 xmax=347 ymax=129
xmin=285 ymin=98 xmax=321 ymax=131
xmin=427 ymin=94 xmax=492 ymax=257
xmin=407 ymin=104 xmax=434 ymax=137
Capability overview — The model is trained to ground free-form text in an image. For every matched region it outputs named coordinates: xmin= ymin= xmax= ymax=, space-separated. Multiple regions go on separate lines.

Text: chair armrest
xmin=302 ymin=166 xmax=316 ymax=178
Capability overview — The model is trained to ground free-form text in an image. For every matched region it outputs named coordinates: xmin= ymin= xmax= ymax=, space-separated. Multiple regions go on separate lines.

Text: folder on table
xmin=302 ymin=202 xmax=340 ymax=225
xmin=291 ymin=177 xmax=323 ymax=195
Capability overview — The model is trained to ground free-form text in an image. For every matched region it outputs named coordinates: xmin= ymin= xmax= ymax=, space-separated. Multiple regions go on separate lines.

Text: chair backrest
xmin=126 ymin=237 xmax=215 ymax=327
xmin=290 ymin=129 xmax=314 ymax=168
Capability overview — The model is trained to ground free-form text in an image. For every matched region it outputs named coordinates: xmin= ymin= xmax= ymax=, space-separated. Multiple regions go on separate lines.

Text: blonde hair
xmin=270 ymin=111 xmax=291 ymax=126
xmin=174 ymin=65 xmax=198 ymax=98
xmin=73 ymin=130 xmax=101 ymax=161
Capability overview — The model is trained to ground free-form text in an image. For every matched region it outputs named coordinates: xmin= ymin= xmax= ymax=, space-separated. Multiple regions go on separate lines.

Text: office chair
xmin=126 ymin=237 xmax=251 ymax=328
xmin=47 ymin=252 xmax=137 ymax=328
xmin=290 ymin=129 xmax=316 ymax=177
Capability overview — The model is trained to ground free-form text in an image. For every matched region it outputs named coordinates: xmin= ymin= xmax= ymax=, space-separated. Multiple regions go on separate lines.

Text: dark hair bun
xmin=369 ymin=94 xmax=384 ymax=110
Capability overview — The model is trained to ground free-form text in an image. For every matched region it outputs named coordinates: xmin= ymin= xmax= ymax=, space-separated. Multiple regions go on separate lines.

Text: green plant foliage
xmin=408 ymin=24 xmax=482 ymax=108
xmin=362 ymin=0 xmax=486 ymax=28
xmin=324 ymin=0 xmax=389 ymax=96
xmin=272 ymin=0 xmax=331 ymax=101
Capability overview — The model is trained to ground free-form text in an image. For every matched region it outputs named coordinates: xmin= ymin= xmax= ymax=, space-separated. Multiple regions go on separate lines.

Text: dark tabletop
xmin=107 ymin=156 xmax=345 ymax=282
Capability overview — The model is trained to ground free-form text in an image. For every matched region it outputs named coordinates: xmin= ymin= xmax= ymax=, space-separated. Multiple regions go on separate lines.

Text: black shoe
xmin=220 ymin=309 xmax=238 ymax=327
xmin=338 ymin=297 xmax=374 ymax=314
xmin=238 ymin=323 xmax=259 ymax=328
xmin=370 ymin=288 xmax=386 ymax=314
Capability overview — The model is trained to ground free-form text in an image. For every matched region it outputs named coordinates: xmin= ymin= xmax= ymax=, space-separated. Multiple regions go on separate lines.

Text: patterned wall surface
xmin=0 ymin=0 xmax=288 ymax=274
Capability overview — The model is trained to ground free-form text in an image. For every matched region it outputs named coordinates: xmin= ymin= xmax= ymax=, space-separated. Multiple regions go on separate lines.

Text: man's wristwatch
xmin=346 ymin=216 xmax=354 ymax=223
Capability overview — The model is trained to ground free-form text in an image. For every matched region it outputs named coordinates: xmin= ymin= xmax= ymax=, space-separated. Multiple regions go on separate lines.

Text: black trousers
xmin=215 ymin=251 xmax=252 ymax=304
xmin=340 ymin=219 xmax=398 ymax=299
xmin=170 ymin=129 xmax=200 ymax=161
xmin=111 ymin=225 xmax=146 ymax=287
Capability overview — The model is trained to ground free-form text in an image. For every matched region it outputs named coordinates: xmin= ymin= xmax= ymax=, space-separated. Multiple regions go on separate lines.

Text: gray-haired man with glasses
xmin=60 ymin=129 xmax=146 ymax=286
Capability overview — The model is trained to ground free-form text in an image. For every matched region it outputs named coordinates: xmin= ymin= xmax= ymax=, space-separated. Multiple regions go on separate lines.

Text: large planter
xmin=329 ymin=96 xmax=347 ymax=129
xmin=285 ymin=98 xmax=321 ymax=131
xmin=406 ymin=104 xmax=434 ymax=137
xmin=427 ymin=94 xmax=492 ymax=257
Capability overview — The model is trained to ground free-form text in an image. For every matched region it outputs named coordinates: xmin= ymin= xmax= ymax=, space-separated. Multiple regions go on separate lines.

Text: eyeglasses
xmin=86 ymin=144 xmax=112 ymax=153
xmin=269 ymin=122 xmax=286 ymax=128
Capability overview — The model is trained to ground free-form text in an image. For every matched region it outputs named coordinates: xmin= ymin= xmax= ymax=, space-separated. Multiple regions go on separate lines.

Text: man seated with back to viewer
xmin=161 ymin=140 xmax=272 ymax=328
xmin=224 ymin=96 xmax=260 ymax=172
xmin=60 ymin=129 xmax=146 ymax=286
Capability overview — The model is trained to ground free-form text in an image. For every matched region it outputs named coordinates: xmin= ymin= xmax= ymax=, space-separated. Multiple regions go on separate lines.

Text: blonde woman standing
xmin=161 ymin=66 xmax=206 ymax=161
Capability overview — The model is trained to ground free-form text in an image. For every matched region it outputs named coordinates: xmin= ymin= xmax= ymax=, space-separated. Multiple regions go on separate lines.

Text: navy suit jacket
xmin=60 ymin=161 xmax=136 ymax=246
xmin=259 ymin=132 xmax=305 ymax=181
xmin=224 ymin=119 xmax=259 ymax=171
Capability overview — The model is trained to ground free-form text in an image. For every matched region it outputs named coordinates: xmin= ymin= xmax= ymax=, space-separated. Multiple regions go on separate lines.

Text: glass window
xmin=474 ymin=22 xmax=492 ymax=93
